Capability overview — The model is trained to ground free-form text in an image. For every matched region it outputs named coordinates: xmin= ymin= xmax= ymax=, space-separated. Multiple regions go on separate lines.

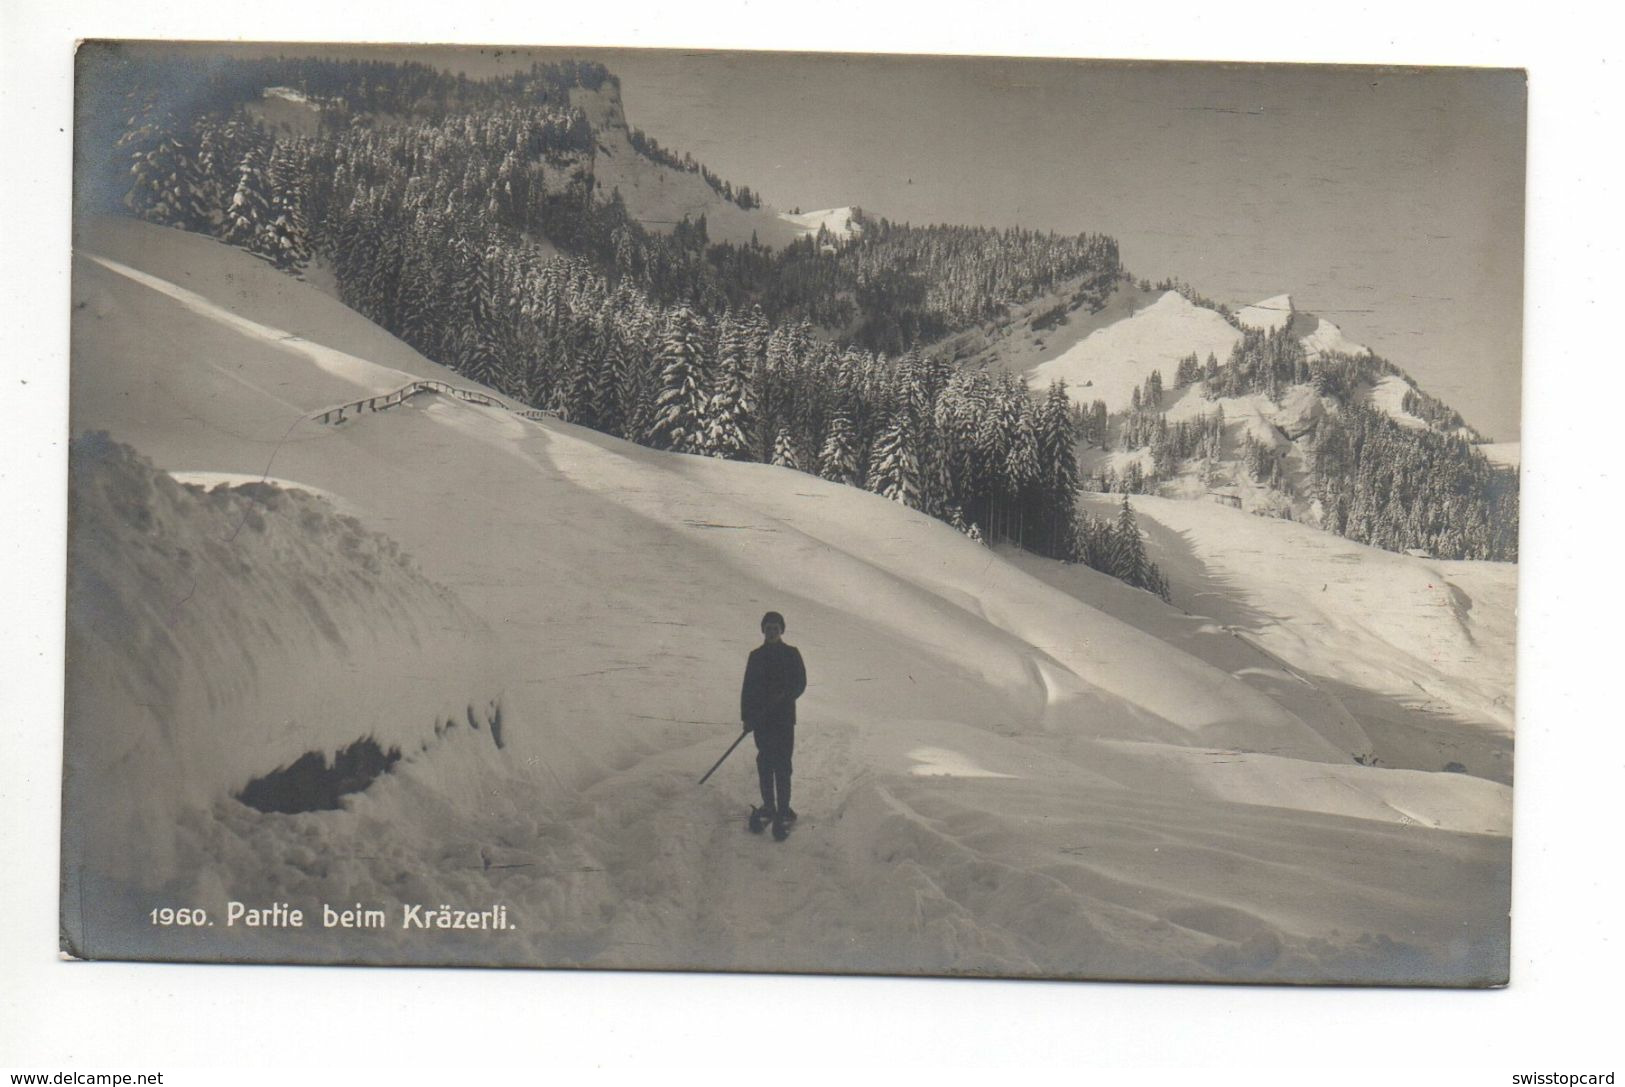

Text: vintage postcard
xmin=62 ymin=42 xmax=1521 ymax=984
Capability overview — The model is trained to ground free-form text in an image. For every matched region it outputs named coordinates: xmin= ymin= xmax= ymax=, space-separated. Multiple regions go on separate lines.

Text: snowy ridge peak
xmin=1236 ymin=293 xmax=1294 ymax=332
xmin=1030 ymin=291 xmax=1243 ymax=413
xmin=1299 ymin=313 xmax=1369 ymax=359
xmin=779 ymin=206 xmax=859 ymax=241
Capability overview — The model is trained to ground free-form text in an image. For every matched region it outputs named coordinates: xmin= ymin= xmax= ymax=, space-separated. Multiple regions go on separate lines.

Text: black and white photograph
xmin=55 ymin=39 xmax=1529 ymax=988
xmin=11 ymin=0 xmax=1625 ymax=1077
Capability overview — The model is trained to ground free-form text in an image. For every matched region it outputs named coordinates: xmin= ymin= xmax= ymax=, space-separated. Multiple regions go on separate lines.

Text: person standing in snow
xmin=740 ymin=610 xmax=807 ymax=839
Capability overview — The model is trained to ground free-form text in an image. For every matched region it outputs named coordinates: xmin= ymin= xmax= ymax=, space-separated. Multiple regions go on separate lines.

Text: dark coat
xmin=740 ymin=641 xmax=807 ymax=731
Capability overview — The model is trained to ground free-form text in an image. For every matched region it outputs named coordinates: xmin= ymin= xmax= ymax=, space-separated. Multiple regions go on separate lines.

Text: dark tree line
xmin=104 ymin=53 xmax=1183 ymax=597
xmin=1401 ymin=385 xmax=1475 ymax=435
xmin=100 ymin=52 xmax=1123 ymax=356
xmin=1068 ymin=496 xmax=1171 ymax=601
xmin=1150 ymin=276 xmax=1240 ymax=327
xmin=665 ymin=211 xmax=1120 ymax=355
xmin=1202 ymin=325 xmax=1312 ymax=402
xmin=169 ymin=54 xmax=615 ymax=123
xmin=1242 ymin=432 xmax=1293 ymax=496
xmin=1121 ymin=409 xmax=1225 ymax=479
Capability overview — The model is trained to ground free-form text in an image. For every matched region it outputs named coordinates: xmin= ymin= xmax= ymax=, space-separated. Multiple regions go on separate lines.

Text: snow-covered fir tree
xmin=450 ymin=243 xmax=504 ymax=388
xmin=264 ymin=141 xmax=312 ymax=271
xmin=702 ymin=315 xmax=756 ymax=460
xmin=771 ymin=427 xmax=805 ymax=471
xmin=582 ymin=307 xmax=620 ymax=432
xmin=647 ymin=307 xmax=711 ymax=454
xmin=1037 ymin=381 xmax=1081 ymax=554
xmin=119 ymin=94 xmax=208 ymax=229
xmin=1105 ymin=495 xmax=1169 ymax=599
xmin=818 ymin=408 xmax=861 ymax=485
xmin=867 ymin=411 xmax=921 ymax=508
xmin=222 ymin=144 xmax=271 ymax=252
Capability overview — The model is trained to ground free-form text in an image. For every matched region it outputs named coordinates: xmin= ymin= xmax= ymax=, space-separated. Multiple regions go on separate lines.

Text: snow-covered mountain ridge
xmin=940 ymin=275 xmax=1515 ymax=551
xmin=778 ymin=206 xmax=861 ymax=242
xmin=567 ymin=82 xmax=808 ymax=248
xmin=64 ymin=219 xmax=1512 ymax=983
xmin=1030 ymin=290 xmax=1242 ymax=413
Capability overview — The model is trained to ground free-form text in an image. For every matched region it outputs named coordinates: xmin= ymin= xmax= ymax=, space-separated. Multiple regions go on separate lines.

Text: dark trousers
xmin=753 ymin=723 xmax=795 ymax=814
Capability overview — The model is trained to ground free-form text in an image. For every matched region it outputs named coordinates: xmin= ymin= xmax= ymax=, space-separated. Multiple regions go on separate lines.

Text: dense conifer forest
xmin=88 ymin=49 xmax=1511 ymax=591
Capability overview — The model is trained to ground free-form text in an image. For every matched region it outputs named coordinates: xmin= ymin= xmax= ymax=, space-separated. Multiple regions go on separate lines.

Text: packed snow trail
xmin=64 ymin=220 xmax=1512 ymax=983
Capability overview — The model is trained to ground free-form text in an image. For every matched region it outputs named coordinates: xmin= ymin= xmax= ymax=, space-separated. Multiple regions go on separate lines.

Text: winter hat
xmin=760 ymin=611 xmax=787 ymax=632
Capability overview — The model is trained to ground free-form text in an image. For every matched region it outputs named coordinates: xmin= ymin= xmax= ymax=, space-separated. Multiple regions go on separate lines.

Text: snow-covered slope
xmin=569 ymin=85 xmax=805 ymax=249
xmin=1236 ymin=292 xmax=1294 ymax=332
xmin=63 ymin=219 xmax=1510 ymax=983
xmin=65 ymin=438 xmax=504 ymax=891
xmin=778 ymin=206 xmax=859 ymax=241
xmin=1359 ymin=372 xmax=1431 ymax=429
xmin=1078 ymin=493 xmax=1515 ymax=766
xmin=1297 ymin=311 xmax=1370 ymax=359
xmin=1044 ymin=288 xmax=1504 ymax=526
xmin=1029 ymin=291 xmax=1243 ymax=412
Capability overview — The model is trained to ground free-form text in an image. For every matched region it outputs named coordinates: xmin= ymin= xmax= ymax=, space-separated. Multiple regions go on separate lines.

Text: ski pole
xmin=698 ymin=728 xmax=749 ymax=785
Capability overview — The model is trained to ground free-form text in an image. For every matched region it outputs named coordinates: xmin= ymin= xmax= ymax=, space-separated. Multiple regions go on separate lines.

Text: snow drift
xmin=64 ymin=436 xmax=504 ymax=894
xmin=62 ymin=219 xmax=1511 ymax=983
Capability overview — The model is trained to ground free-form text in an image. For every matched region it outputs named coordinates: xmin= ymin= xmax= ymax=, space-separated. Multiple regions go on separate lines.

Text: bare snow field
xmin=1030 ymin=291 xmax=1243 ymax=413
xmin=63 ymin=219 xmax=1511 ymax=984
xmin=1072 ymin=494 xmax=1515 ymax=779
xmin=778 ymin=206 xmax=859 ymax=241
xmin=1235 ymin=293 xmax=1295 ymax=332
xmin=1358 ymin=373 xmax=1432 ymax=430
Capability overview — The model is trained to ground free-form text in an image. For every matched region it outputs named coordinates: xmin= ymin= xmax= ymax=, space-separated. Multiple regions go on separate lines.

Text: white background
xmin=3 ymin=1 xmax=1620 ymax=1080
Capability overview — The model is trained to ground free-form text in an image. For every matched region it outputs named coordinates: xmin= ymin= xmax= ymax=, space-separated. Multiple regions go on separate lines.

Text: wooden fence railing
xmin=311 ymin=379 xmax=557 ymax=426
